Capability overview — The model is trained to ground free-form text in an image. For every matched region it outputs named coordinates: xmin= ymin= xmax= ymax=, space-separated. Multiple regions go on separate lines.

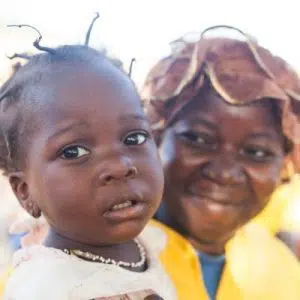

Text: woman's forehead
xmin=176 ymin=90 xmax=280 ymax=131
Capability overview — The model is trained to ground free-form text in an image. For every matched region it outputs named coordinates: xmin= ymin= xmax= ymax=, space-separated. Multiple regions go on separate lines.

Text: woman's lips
xmin=192 ymin=194 xmax=243 ymax=207
xmin=187 ymin=185 xmax=246 ymax=207
xmin=186 ymin=192 xmax=244 ymax=222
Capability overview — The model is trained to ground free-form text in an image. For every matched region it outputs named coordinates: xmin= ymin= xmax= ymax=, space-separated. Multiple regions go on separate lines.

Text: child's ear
xmin=9 ymin=172 xmax=41 ymax=219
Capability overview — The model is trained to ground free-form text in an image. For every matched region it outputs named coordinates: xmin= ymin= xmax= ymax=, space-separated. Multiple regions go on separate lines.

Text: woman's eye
xmin=178 ymin=131 xmax=217 ymax=148
xmin=181 ymin=132 xmax=204 ymax=143
xmin=124 ymin=131 xmax=149 ymax=146
xmin=241 ymin=147 xmax=273 ymax=161
xmin=60 ymin=146 xmax=90 ymax=159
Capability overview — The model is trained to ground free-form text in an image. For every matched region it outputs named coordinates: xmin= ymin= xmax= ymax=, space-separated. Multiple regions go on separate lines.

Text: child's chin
xmin=104 ymin=219 xmax=149 ymax=244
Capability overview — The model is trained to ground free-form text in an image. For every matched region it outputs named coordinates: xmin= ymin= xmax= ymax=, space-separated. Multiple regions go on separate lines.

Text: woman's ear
xmin=9 ymin=172 xmax=41 ymax=219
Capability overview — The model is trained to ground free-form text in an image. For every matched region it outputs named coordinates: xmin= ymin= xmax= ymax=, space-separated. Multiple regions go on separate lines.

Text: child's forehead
xmin=20 ymin=62 xmax=143 ymax=136
xmin=31 ymin=71 xmax=140 ymax=119
xmin=28 ymin=61 xmax=136 ymax=106
xmin=26 ymin=90 xmax=145 ymax=146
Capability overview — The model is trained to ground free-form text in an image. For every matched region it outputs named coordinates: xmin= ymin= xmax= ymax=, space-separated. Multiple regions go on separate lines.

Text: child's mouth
xmin=103 ymin=198 xmax=148 ymax=222
xmin=110 ymin=200 xmax=137 ymax=211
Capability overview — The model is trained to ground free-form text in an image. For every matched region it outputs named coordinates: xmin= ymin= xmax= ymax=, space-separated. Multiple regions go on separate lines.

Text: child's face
xmin=13 ymin=62 xmax=164 ymax=245
xmin=159 ymin=88 xmax=285 ymax=245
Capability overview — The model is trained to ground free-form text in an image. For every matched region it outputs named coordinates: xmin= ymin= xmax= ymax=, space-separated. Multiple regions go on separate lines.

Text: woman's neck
xmin=155 ymin=205 xmax=227 ymax=256
xmin=188 ymin=237 xmax=226 ymax=256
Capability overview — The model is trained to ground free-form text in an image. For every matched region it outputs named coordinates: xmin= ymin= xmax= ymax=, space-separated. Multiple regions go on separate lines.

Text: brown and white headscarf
xmin=141 ymin=25 xmax=300 ymax=172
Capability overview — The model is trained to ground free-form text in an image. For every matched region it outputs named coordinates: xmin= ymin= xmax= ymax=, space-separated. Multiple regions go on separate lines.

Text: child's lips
xmin=102 ymin=193 xmax=149 ymax=222
xmin=103 ymin=200 xmax=148 ymax=223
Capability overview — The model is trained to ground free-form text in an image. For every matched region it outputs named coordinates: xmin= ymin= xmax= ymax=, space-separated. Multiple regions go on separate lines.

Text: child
xmin=142 ymin=26 xmax=300 ymax=299
xmin=1 ymin=39 xmax=176 ymax=299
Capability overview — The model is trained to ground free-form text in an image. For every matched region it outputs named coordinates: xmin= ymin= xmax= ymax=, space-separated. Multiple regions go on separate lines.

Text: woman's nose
xmin=201 ymin=157 xmax=245 ymax=185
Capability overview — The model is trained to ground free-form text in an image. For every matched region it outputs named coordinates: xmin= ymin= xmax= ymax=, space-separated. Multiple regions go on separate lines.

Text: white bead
xmin=64 ymin=238 xmax=146 ymax=269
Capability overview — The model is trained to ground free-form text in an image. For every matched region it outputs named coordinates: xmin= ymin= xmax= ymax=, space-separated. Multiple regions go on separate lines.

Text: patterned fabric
xmin=141 ymin=26 xmax=300 ymax=148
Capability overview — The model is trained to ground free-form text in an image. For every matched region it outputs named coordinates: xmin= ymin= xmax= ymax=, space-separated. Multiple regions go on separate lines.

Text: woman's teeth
xmin=111 ymin=200 xmax=133 ymax=211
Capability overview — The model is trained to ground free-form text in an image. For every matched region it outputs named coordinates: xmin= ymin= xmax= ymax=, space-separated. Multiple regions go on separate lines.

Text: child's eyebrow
xmin=119 ymin=114 xmax=148 ymax=122
xmin=46 ymin=120 xmax=88 ymax=143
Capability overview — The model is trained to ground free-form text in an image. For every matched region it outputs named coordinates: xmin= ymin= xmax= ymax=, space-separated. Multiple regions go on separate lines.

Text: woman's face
xmin=158 ymin=88 xmax=286 ymax=248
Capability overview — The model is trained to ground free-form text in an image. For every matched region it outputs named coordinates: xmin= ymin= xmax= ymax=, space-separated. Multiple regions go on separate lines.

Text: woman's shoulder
xmin=252 ymin=175 xmax=300 ymax=234
xmin=228 ymin=222 xmax=300 ymax=264
xmin=144 ymin=221 xmax=203 ymax=300
xmin=225 ymin=223 xmax=300 ymax=298
xmin=145 ymin=219 xmax=195 ymax=252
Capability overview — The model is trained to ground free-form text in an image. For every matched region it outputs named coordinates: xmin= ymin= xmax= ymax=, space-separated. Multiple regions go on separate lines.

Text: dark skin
xmin=9 ymin=60 xmax=164 ymax=271
xmin=157 ymin=87 xmax=286 ymax=255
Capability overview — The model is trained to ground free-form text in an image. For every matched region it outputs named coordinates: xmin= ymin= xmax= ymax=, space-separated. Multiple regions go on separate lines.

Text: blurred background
xmin=1 ymin=0 xmax=300 ymax=86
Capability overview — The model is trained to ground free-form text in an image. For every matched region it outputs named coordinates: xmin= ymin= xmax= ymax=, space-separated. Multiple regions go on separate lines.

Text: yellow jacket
xmin=254 ymin=175 xmax=300 ymax=233
xmin=152 ymin=220 xmax=300 ymax=300
xmin=0 ymin=268 xmax=11 ymax=299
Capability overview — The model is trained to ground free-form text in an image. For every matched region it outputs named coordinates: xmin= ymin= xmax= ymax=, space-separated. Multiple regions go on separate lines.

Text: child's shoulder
xmin=6 ymin=239 xmax=177 ymax=300
xmin=5 ymin=245 xmax=99 ymax=299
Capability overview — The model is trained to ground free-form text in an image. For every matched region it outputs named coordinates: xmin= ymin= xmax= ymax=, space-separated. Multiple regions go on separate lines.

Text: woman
xmin=142 ymin=26 xmax=300 ymax=299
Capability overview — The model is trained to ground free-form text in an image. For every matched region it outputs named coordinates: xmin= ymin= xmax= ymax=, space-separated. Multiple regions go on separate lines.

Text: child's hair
xmin=0 ymin=15 xmax=127 ymax=175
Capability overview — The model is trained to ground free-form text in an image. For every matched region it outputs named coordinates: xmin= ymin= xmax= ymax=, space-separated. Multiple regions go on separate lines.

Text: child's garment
xmin=4 ymin=224 xmax=177 ymax=300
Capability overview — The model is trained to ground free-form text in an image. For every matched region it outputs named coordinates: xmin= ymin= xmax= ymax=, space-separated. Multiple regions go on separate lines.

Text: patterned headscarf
xmin=142 ymin=26 xmax=300 ymax=149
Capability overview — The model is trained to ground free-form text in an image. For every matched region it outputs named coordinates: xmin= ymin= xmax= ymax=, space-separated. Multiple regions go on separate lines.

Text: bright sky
xmin=0 ymin=0 xmax=300 ymax=86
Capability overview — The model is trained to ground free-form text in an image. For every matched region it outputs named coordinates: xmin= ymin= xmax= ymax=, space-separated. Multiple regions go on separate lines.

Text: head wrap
xmin=142 ymin=26 xmax=300 ymax=147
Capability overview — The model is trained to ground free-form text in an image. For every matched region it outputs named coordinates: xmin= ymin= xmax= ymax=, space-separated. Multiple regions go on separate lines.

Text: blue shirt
xmin=8 ymin=232 xmax=27 ymax=250
xmin=198 ymin=251 xmax=225 ymax=300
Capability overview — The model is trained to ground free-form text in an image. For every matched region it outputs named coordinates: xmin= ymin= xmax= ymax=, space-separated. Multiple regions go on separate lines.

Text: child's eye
xmin=240 ymin=146 xmax=274 ymax=161
xmin=60 ymin=146 xmax=90 ymax=159
xmin=123 ymin=131 xmax=149 ymax=146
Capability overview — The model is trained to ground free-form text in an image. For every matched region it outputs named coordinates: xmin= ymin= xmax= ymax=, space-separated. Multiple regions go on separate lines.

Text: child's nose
xmin=98 ymin=158 xmax=138 ymax=186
